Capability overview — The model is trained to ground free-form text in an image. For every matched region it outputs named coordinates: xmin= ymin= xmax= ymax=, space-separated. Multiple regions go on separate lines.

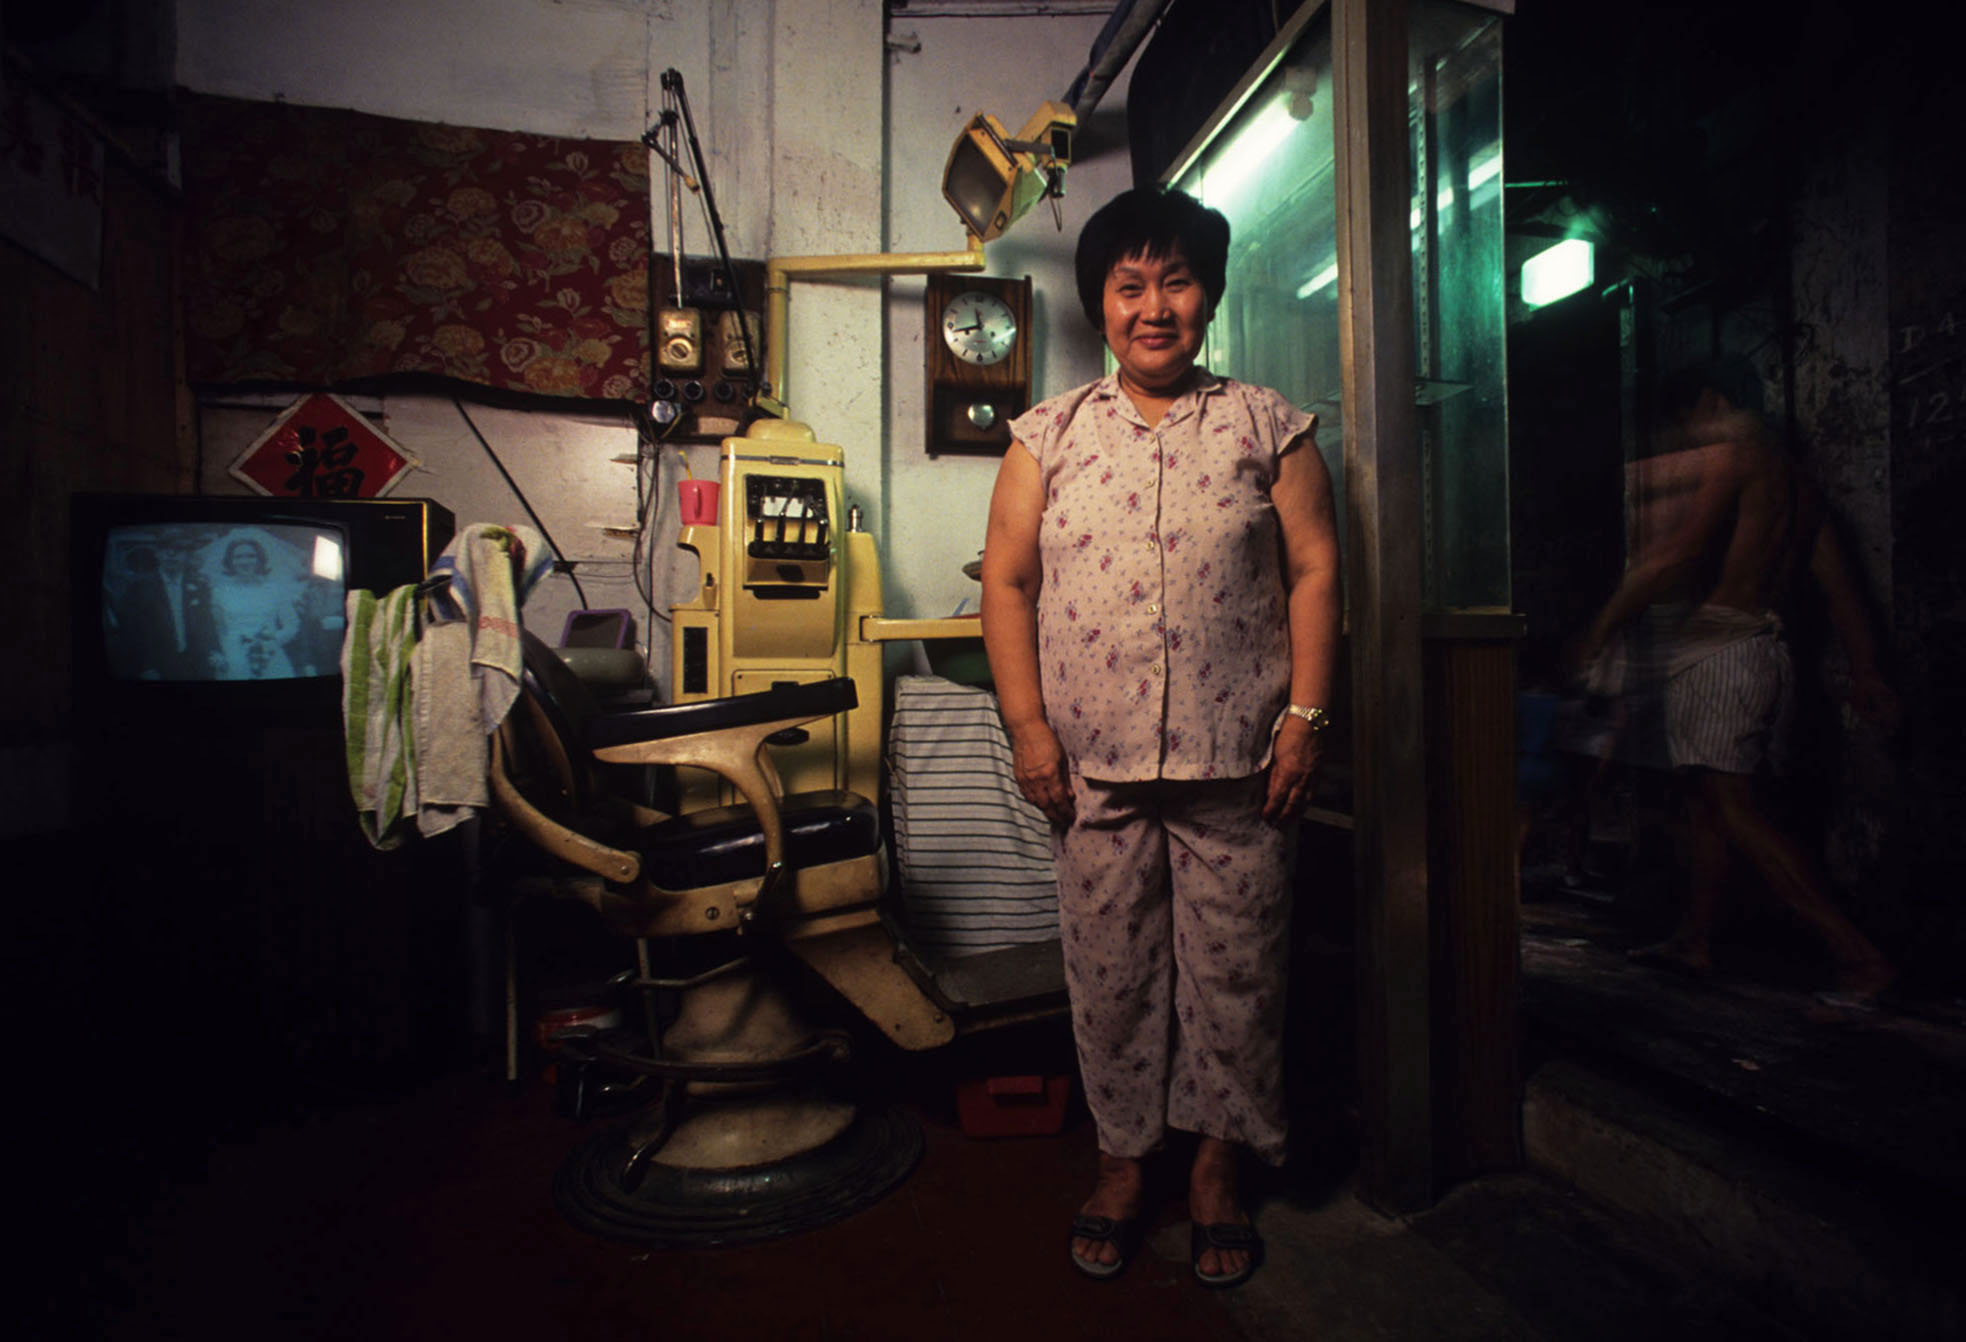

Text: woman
xmin=209 ymin=534 xmax=303 ymax=680
xmin=980 ymin=186 xmax=1340 ymax=1288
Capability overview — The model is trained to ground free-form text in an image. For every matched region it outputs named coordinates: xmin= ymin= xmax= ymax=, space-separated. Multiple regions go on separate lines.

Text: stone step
xmin=1525 ymin=1057 xmax=1961 ymax=1341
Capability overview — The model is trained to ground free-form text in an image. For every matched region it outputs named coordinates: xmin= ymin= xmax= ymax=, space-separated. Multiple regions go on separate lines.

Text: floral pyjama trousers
xmin=1053 ymin=772 xmax=1294 ymax=1167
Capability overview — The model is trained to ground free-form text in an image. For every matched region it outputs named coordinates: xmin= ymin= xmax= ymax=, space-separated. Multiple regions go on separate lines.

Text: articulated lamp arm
xmin=758 ymin=238 xmax=986 ymax=421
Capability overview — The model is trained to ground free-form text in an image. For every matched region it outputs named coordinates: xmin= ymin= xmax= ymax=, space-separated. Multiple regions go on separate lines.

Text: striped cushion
xmin=888 ymin=676 xmax=1059 ymax=957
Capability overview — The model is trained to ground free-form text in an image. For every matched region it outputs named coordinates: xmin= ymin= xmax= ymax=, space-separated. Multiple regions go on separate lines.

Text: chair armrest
xmin=488 ymin=730 xmax=641 ymax=884
xmin=589 ymin=689 xmax=856 ymax=920
xmin=584 ymin=677 xmax=857 ymax=750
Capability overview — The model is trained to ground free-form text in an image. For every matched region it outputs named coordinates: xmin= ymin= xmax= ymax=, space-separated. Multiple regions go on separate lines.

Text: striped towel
xmin=422 ymin=523 xmax=553 ymax=733
xmin=887 ymin=675 xmax=1059 ymax=957
xmin=341 ymin=585 xmax=420 ymax=849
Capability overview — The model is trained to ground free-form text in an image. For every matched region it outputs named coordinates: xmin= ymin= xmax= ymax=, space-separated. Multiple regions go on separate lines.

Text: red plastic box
xmin=956 ymin=1074 xmax=1071 ymax=1137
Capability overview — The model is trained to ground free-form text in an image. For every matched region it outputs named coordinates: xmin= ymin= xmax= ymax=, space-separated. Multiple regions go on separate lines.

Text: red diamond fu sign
xmin=229 ymin=394 xmax=418 ymax=499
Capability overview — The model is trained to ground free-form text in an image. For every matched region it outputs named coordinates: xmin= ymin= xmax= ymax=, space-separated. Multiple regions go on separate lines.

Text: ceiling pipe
xmin=1065 ymin=0 xmax=1173 ymax=124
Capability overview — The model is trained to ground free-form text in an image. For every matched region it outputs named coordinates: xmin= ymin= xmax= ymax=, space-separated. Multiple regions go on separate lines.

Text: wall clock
xmin=925 ymin=271 xmax=1032 ymax=455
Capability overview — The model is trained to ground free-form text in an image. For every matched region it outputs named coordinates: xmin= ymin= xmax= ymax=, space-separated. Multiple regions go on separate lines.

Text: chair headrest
xmin=518 ymin=629 xmax=600 ymax=744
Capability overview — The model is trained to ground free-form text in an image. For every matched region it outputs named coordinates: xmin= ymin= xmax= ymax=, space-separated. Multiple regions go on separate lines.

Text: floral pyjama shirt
xmin=1009 ymin=370 xmax=1317 ymax=781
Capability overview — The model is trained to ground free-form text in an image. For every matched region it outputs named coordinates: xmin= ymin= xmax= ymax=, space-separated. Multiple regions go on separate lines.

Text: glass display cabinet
xmin=1169 ymin=0 xmax=1508 ymax=616
xmin=1164 ymin=0 xmax=1520 ymax=1200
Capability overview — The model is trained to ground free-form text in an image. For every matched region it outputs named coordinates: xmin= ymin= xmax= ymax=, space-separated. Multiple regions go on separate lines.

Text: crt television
xmin=71 ymin=494 xmax=454 ymax=727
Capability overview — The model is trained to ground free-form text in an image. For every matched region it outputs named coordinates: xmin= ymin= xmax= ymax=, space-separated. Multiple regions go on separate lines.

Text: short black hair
xmin=1074 ymin=186 xmax=1229 ymax=333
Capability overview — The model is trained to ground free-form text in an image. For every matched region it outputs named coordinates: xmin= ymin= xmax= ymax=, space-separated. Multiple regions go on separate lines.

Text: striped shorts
xmin=1665 ymin=631 xmax=1794 ymax=775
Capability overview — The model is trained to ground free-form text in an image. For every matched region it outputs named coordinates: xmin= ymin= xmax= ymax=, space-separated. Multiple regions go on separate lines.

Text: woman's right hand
xmin=1008 ymin=720 xmax=1076 ymax=829
xmin=982 ymin=438 xmax=1074 ymax=830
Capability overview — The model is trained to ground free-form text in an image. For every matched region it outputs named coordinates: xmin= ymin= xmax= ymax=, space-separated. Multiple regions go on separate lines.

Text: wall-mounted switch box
xmin=718 ymin=310 xmax=760 ymax=372
xmin=658 ymin=307 xmax=703 ymax=373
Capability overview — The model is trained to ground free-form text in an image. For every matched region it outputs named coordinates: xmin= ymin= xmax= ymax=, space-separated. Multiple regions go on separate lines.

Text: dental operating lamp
xmin=758 ymin=99 xmax=1076 ymax=422
xmin=940 ymin=99 xmax=1076 ymax=243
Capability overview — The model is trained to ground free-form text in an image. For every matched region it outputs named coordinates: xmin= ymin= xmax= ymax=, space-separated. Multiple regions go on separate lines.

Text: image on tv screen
xmin=101 ymin=522 xmax=348 ymax=682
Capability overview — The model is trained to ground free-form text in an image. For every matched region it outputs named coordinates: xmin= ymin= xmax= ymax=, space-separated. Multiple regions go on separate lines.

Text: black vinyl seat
xmin=638 ymin=790 xmax=879 ymax=892
xmin=494 ymin=631 xmax=884 ymax=932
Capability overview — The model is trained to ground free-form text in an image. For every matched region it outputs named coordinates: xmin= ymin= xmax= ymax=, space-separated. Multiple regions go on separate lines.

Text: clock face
xmin=941 ymin=290 xmax=1019 ymax=367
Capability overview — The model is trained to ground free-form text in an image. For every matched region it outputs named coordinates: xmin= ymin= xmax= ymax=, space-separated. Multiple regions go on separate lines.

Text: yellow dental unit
xmin=669 ymin=420 xmax=878 ymax=808
xmin=668 ymin=418 xmax=981 ymax=811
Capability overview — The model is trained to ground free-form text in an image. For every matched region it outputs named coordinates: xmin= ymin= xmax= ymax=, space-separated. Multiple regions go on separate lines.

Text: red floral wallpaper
xmin=180 ymin=94 xmax=651 ymax=402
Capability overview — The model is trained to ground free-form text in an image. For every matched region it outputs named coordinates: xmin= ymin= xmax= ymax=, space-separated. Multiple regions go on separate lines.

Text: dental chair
xmin=489 ymin=629 xmax=1061 ymax=1245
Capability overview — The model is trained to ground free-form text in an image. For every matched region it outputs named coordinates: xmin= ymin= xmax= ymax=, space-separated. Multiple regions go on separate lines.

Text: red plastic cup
xmin=678 ymin=479 xmax=720 ymax=526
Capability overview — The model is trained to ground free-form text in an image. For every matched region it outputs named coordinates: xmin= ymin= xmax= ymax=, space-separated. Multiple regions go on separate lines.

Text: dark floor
xmin=50 ymin=1054 xmax=1799 ymax=1342
xmin=14 ymin=1003 xmax=1801 ymax=1332
xmin=32 ymin=860 xmax=1964 ymax=1342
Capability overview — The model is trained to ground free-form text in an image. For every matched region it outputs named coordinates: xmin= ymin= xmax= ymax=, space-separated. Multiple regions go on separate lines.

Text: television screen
xmin=100 ymin=520 xmax=348 ymax=682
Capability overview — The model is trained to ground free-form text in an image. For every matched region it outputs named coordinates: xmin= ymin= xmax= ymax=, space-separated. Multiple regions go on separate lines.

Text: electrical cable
xmin=451 ymin=397 xmax=591 ymax=609
xmin=661 ymin=69 xmax=761 ymax=393
xmin=628 ymin=414 xmax=673 ymax=628
xmin=635 ymin=426 xmax=652 ymax=632
xmin=630 ymin=416 xmax=654 ymax=666
xmin=635 ymin=93 xmax=700 ymax=641
xmin=663 ymin=80 xmax=687 ymax=319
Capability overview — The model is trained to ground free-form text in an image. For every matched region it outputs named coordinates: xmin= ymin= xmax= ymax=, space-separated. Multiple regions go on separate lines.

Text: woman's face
xmin=1102 ymin=247 xmax=1210 ymax=397
xmin=226 ymin=542 xmax=268 ymax=577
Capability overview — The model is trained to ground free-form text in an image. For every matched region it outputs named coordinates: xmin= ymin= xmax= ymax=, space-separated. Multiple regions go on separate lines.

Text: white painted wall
xmin=176 ymin=0 xmax=660 ymax=141
xmin=173 ymin=0 xmax=1134 ymax=682
xmin=768 ymin=0 xmax=887 ymax=528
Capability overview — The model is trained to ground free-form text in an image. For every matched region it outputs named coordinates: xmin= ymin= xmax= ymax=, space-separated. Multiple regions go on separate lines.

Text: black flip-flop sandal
xmin=1191 ymin=1221 xmax=1261 ymax=1288
xmin=1069 ymin=1213 xmax=1139 ymax=1280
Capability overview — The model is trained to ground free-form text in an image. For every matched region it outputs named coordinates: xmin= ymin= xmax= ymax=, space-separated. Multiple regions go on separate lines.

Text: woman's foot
xmin=1071 ymin=1152 xmax=1145 ymax=1276
xmin=1187 ymin=1137 xmax=1254 ymax=1285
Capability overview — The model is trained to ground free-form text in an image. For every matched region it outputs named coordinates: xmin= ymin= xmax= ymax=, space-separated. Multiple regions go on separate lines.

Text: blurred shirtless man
xmin=1579 ymin=360 xmax=1897 ymax=1008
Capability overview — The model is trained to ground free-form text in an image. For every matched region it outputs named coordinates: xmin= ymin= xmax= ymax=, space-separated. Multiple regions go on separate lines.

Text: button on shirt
xmin=1009 ymin=371 xmax=1317 ymax=782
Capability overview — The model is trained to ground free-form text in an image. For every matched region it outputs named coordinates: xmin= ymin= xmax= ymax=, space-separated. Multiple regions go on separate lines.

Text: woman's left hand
xmin=1262 ymin=716 xmax=1322 ymax=825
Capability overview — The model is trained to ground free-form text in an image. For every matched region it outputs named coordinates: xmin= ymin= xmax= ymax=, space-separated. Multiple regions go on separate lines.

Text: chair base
xmin=553 ymin=1100 xmax=922 ymax=1246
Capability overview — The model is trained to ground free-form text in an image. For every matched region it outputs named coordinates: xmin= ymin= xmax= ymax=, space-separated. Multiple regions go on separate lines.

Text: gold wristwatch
xmin=1285 ymin=704 xmax=1331 ymax=732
